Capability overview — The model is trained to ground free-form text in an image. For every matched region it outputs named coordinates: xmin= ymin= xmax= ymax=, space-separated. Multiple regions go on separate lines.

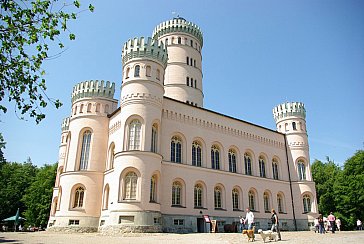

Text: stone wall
xmin=99 ymin=225 xmax=162 ymax=235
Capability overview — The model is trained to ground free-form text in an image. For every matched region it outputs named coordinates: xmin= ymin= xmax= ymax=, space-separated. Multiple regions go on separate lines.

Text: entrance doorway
xmin=197 ymin=218 xmax=205 ymax=233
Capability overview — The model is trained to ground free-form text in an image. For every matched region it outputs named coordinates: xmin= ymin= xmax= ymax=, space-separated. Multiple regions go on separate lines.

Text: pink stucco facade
xmin=48 ymin=17 xmax=317 ymax=233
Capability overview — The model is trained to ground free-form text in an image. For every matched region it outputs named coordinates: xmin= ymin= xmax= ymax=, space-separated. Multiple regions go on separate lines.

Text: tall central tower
xmin=152 ymin=17 xmax=204 ymax=107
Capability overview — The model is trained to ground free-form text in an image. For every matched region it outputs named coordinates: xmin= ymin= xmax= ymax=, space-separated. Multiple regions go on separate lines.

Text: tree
xmin=0 ymin=161 xmax=38 ymax=221
xmin=22 ymin=163 xmax=57 ymax=227
xmin=0 ymin=133 xmax=6 ymax=164
xmin=311 ymin=157 xmax=341 ymax=214
xmin=333 ymin=150 xmax=364 ymax=230
xmin=0 ymin=0 xmax=94 ymax=123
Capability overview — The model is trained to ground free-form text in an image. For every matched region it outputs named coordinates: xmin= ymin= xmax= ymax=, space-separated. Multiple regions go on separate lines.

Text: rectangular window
xmin=119 ymin=216 xmax=135 ymax=224
xmin=68 ymin=219 xmax=80 ymax=225
xmin=173 ymin=219 xmax=184 ymax=226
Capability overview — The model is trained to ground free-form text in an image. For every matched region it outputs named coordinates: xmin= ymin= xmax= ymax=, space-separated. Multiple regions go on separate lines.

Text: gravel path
xmin=1 ymin=231 xmax=364 ymax=244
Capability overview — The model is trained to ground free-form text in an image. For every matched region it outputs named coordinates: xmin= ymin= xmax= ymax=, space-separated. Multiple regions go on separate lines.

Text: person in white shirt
xmin=244 ymin=208 xmax=255 ymax=230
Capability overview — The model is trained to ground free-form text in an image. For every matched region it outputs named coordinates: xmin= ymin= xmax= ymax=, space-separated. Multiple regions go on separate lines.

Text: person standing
xmin=335 ymin=218 xmax=341 ymax=231
xmin=239 ymin=216 xmax=245 ymax=233
xmin=244 ymin=208 xmax=255 ymax=230
xmin=318 ymin=214 xmax=325 ymax=234
xmin=271 ymin=209 xmax=282 ymax=241
xmin=357 ymin=219 xmax=362 ymax=230
xmin=328 ymin=212 xmax=336 ymax=233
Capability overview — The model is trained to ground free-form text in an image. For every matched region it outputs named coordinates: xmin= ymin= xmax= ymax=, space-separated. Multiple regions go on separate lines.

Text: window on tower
xmin=186 ymin=57 xmax=189 ymax=65
xmin=134 ymin=65 xmax=140 ymax=77
xmin=186 ymin=77 xmax=189 ymax=86
xmin=292 ymin=122 xmax=297 ymax=130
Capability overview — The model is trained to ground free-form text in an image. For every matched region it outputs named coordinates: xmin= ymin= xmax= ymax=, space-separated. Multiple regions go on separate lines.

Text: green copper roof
xmin=152 ymin=18 xmax=203 ymax=46
xmin=122 ymin=37 xmax=168 ymax=67
xmin=71 ymin=80 xmax=115 ymax=103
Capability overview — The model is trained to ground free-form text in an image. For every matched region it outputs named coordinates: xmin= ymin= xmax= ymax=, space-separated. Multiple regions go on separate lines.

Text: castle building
xmin=48 ymin=17 xmax=317 ymax=233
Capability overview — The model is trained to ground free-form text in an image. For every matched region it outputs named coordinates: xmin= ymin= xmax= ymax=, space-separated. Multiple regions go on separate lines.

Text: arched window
xmin=232 ymin=188 xmax=239 ymax=210
xmin=146 ymin=65 xmax=151 ymax=77
xmin=211 ymin=145 xmax=220 ymax=170
xmin=277 ymin=193 xmax=284 ymax=213
xmin=259 ymin=156 xmax=266 ymax=178
xmin=172 ymin=181 xmax=182 ymax=206
xmin=285 ymin=123 xmax=288 ymax=131
xmin=171 ymin=136 xmax=182 ymax=163
xmin=102 ymin=185 xmax=109 ymax=210
xmin=178 ymin=37 xmax=181 ymax=44
xmin=150 ymin=175 xmax=157 ymax=202
xmin=248 ymin=190 xmax=255 ymax=211
xmin=151 ymin=124 xmax=158 ymax=153
xmin=292 ymin=122 xmax=297 ymax=130
xmin=214 ymin=186 xmax=222 ymax=209
xmin=186 ymin=77 xmax=189 ymax=86
xmin=51 ymin=197 xmax=58 ymax=216
xmin=263 ymin=192 xmax=270 ymax=212
xmin=298 ymin=160 xmax=306 ymax=180
xmin=124 ymin=172 xmax=137 ymax=200
xmin=156 ymin=69 xmax=161 ymax=80
xmin=194 ymin=79 xmax=197 ymax=88
xmin=303 ymin=194 xmax=311 ymax=213
xmin=194 ymin=184 xmax=203 ymax=208
xmin=107 ymin=143 xmax=115 ymax=170
xmin=228 ymin=149 xmax=237 ymax=173
xmin=194 ymin=60 xmax=196 ymax=67
xmin=73 ymin=186 xmax=85 ymax=208
xmin=95 ymin=103 xmax=100 ymax=112
xmin=272 ymin=159 xmax=279 ymax=180
xmin=190 ymin=58 xmax=193 ymax=66
xmin=73 ymin=105 xmax=77 ymax=115
xmin=190 ymin=40 xmax=193 ymax=46
xmin=134 ymin=65 xmax=140 ymax=77
xmin=186 ymin=56 xmax=189 ymax=65
xmin=192 ymin=141 xmax=202 ymax=167
xmin=128 ymin=120 xmax=141 ymax=150
xmin=79 ymin=130 xmax=91 ymax=170
xmin=125 ymin=67 xmax=130 ymax=79
xmin=244 ymin=153 xmax=252 ymax=175
xmin=79 ymin=104 xmax=84 ymax=113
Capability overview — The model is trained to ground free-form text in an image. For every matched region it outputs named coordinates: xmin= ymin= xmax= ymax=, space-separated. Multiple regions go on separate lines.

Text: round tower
xmin=99 ymin=37 xmax=167 ymax=233
xmin=152 ymin=17 xmax=204 ymax=107
xmin=49 ymin=80 xmax=118 ymax=231
xmin=273 ymin=102 xmax=312 ymax=181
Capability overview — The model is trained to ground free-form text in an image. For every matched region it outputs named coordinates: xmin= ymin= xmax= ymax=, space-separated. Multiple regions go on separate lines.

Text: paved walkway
xmin=1 ymin=231 xmax=363 ymax=243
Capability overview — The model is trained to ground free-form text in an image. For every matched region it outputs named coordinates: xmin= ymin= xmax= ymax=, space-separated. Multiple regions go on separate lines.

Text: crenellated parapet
xmin=71 ymin=80 xmax=115 ymax=103
xmin=152 ymin=17 xmax=203 ymax=46
xmin=61 ymin=117 xmax=70 ymax=131
xmin=273 ymin=102 xmax=306 ymax=122
xmin=122 ymin=37 xmax=168 ymax=67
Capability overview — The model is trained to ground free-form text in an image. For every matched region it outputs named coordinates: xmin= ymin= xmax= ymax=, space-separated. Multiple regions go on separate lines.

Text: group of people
xmin=239 ymin=208 xmax=281 ymax=241
xmin=315 ymin=212 xmax=339 ymax=234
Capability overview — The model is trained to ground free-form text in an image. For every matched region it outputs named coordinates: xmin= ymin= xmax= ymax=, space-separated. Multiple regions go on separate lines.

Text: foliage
xmin=0 ymin=132 xmax=5 ymax=163
xmin=333 ymin=150 xmax=364 ymax=230
xmin=312 ymin=150 xmax=364 ymax=230
xmin=0 ymin=161 xmax=38 ymax=221
xmin=311 ymin=157 xmax=341 ymax=214
xmin=0 ymin=0 xmax=94 ymax=123
xmin=22 ymin=163 xmax=57 ymax=227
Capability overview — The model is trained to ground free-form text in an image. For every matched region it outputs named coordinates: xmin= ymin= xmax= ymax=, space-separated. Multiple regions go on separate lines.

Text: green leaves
xmin=0 ymin=0 xmax=94 ymax=123
xmin=312 ymin=150 xmax=364 ymax=230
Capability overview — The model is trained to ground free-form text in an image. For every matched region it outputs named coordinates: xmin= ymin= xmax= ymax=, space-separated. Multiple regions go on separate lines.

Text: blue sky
xmin=1 ymin=0 xmax=363 ymax=167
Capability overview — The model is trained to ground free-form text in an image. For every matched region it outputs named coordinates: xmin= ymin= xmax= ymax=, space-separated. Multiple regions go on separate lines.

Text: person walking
xmin=318 ymin=214 xmax=325 ymax=234
xmin=271 ymin=209 xmax=281 ymax=241
xmin=314 ymin=217 xmax=319 ymax=233
xmin=328 ymin=212 xmax=336 ymax=233
xmin=244 ymin=208 xmax=255 ymax=230
xmin=335 ymin=218 xmax=341 ymax=231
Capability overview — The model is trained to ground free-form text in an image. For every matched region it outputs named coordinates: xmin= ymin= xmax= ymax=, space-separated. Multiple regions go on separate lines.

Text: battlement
xmin=273 ymin=102 xmax=306 ymax=122
xmin=152 ymin=17 xmax=203 ymax=46
xmin=61 ymin=117 xmax=70 ymax=131
xmin=122 ymin=37 xmax=168 ymax=67
xmin=71 ymin=80 xmax=115 ymax=103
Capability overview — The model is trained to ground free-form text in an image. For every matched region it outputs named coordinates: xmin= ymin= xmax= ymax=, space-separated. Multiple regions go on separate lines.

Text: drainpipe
xmin=284 ymin=135 xmax=297 ymax=231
